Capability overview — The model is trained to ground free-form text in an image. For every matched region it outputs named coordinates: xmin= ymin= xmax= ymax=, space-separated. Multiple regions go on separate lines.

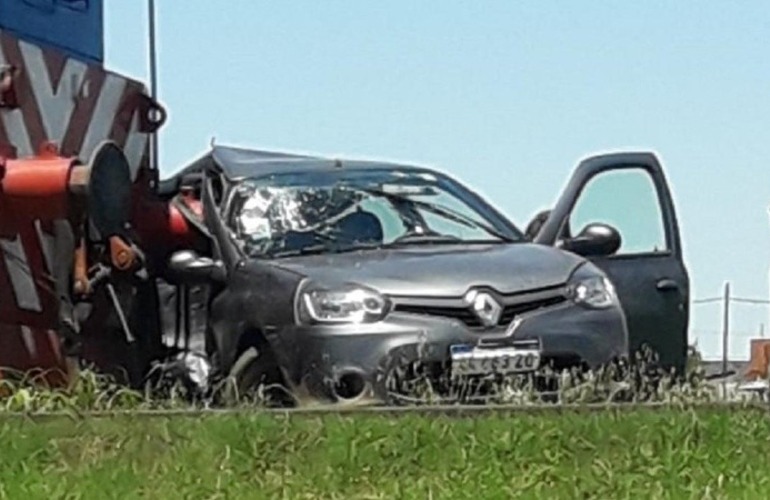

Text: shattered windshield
xmin=225 ymin=168 xmax=522 ymax=258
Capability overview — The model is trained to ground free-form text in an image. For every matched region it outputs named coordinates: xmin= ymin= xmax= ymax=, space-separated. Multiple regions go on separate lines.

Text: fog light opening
xmin=334 ymin=371 xmax=367 ymax=401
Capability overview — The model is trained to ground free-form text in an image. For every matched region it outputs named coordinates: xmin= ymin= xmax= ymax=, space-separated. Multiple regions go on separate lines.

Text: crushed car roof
xmin=178 ymin=145 xmax=432 ymax=181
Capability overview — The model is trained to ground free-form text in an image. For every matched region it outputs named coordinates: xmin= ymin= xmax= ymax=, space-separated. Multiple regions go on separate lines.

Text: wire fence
xmin=690 ymin=284 xmax=769 ymax=363
xmin=694 ymin=297 xmax=770 ymax=305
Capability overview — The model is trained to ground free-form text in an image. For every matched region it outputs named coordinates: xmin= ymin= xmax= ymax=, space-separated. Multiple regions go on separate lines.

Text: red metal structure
xmin=0 ymin=2 xmax=203 ymax=386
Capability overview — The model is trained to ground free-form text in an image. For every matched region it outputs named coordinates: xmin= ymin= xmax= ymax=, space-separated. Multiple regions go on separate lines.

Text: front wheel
xmin=220 ymin=346 xmax=294 ymax=407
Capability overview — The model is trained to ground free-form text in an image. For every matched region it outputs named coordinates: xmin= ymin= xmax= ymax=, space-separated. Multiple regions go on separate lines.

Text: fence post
xmin=722 ymin=282 xmax=731 ymax=374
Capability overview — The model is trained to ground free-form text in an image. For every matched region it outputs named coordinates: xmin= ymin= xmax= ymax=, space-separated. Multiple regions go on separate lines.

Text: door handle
xmin=656 ymin=278 xmax=680 ymax=292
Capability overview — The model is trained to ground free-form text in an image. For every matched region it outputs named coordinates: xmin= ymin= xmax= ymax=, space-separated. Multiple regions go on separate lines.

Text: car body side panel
xmin=588 ymin=254 xmax=689 ymax=369
xmin=208 ymin=263 xmax=304 ymax=375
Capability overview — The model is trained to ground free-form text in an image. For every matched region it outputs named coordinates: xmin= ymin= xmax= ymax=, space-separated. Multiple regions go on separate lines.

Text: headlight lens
xmin=301 ymin=285 xmax=390 ymax=324
xmin=569 ymin=275 xmax=617 ymax=309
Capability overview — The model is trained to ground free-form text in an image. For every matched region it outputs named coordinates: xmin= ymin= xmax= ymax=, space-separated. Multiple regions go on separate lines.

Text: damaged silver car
xmin=161 ymin=146 xmax=689 ymax=405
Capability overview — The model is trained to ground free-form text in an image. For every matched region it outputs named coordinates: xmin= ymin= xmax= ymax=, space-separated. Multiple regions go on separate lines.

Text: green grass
xmin=1 ymin=407 xmax=769 ymax=499
xmin=0 ymin=344 xmax=746 ymax=412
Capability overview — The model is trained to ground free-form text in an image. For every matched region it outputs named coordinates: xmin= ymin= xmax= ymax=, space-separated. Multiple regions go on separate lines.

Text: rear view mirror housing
xmin=524 ymin=209 xmax=552 ymax=241
xmin=558 ymin=222 xmax=621 ymax=257
xmin=168 ymin=250 xmax=226 ymax=284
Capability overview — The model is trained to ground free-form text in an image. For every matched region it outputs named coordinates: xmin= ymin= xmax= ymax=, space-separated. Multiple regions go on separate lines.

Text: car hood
xmin=269 ymin=243 xmax=585 ymax=297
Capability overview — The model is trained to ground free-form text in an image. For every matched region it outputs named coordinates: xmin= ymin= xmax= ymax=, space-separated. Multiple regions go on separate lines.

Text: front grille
xmin=393 ymin=294 xmax=567 ymax=328
xmin=498 ymin=295 xmax=567 ymax=324
xmin=394 ymin=304 xmax=484 ymax=327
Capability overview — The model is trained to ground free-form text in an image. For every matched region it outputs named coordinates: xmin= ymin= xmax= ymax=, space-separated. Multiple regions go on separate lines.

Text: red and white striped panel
xmin=0 ymin=219 xmax=67 ymax=382
xmin=0 ymin=29 xmax=154 ymax=380
xmin=0 ymin=29 xmax=151 ymax=176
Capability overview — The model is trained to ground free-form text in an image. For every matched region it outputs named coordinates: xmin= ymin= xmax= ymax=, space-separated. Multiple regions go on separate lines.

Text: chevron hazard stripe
xmin=0 ymin=30 xmax=150 ymax=175
xmin=0 ymin=28 xmax=154 ymax=380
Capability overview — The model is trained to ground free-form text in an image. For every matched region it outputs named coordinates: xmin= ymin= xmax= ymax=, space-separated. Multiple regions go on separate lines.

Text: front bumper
xmin=270 ymin=301 xmax=628 ymax=404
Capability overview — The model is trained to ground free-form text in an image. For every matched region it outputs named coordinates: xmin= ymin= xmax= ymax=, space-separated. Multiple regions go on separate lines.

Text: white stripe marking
xmin=20 ymin=326 xmax=38 ymax=359
xmin=34 ymin=220 xmax=55 ymax=274
xmin=79 ymin=74 xmax=126 ymax=161
xmin=19 ymin=41 xmax=87 ymax=141
xmin=0 ymin=109 xmax=33 ymax=156
xmin=123 ymin=113 xmax=148 ymax=181
xmin=0 ymin=36 xmax=34 ymax=156
xmin=47 ymin=330 xmax=63 ymax=362
xmin=0 ymin=235 xmax=42 ymax=312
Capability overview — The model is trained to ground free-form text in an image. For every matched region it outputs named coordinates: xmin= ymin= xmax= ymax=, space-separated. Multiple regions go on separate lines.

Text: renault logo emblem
xmin=464 ymin=290 xmax=502 ymax=327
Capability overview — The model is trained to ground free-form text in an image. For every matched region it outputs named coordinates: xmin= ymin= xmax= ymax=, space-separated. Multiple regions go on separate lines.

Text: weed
xmin=0 ymin=343 xmax=763 ymax=411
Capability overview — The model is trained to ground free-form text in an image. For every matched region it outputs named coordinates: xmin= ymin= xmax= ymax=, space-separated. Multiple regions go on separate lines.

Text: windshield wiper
xmin=387 ymin=232 xmax=463 ymax=246
xmin=359 ymin=187 xmax=516 ymax=243
xmin=269 ymin=240 xmax=385 ymax=258
xmin=269 ymin=243 xmax=331 ymax=258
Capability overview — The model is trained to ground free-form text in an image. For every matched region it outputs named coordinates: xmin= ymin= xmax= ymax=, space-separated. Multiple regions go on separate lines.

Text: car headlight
xmin=299 ymin=284 xmax=390 ymax=324
xmin=568 ymin=267 xmax=617 ymax=309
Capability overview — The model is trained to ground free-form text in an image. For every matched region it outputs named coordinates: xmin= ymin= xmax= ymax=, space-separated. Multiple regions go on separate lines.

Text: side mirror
xmin=524 ymin=209 xmax=552 ymax=241
xmin=558 ymin=222 xmax=621 ymax=257
xmin=168 ymin=250 xmax=226 ymax=284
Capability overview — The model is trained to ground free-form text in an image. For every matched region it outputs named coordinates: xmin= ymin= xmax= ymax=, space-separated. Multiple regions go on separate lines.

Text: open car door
xmin=535 ymin=152 xmax=689 ymax=373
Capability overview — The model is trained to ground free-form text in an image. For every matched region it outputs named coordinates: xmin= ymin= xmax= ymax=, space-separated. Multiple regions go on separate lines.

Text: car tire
xmin=222 ymin=346 xmax=294 ymax=407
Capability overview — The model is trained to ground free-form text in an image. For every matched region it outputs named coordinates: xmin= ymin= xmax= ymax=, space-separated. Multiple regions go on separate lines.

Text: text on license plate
xmin=450 ymin=345 xmax=541 ymax=376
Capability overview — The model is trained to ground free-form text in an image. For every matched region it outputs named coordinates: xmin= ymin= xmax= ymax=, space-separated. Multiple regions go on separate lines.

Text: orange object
xmin=73 ymin=238 xmax=89 ymax=296
xmin=109 ymin=236 xmax=136 ymax=271
xmin=0 ymin=142 xmax=79 ymax=220
xmin=744 ymin=339 xmax=770 ymax=381
xmin=132 ymin=196 xmax=204 ymax=250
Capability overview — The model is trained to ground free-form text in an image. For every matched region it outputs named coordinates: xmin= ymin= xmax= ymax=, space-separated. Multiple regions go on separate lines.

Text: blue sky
xmin=104 ymin=1 xmax=770 ymax=360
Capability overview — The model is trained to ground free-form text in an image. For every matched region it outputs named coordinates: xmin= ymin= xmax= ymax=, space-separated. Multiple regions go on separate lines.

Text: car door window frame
xmin=558 ymin=164 xmax=674 ymax=261
xmin=535 ymin=153 xmax=684 ymax=261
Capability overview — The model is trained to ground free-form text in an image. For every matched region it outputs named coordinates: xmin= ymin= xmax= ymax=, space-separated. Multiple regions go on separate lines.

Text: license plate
xmin=450 ymin=344 xmax=541 ymax=376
